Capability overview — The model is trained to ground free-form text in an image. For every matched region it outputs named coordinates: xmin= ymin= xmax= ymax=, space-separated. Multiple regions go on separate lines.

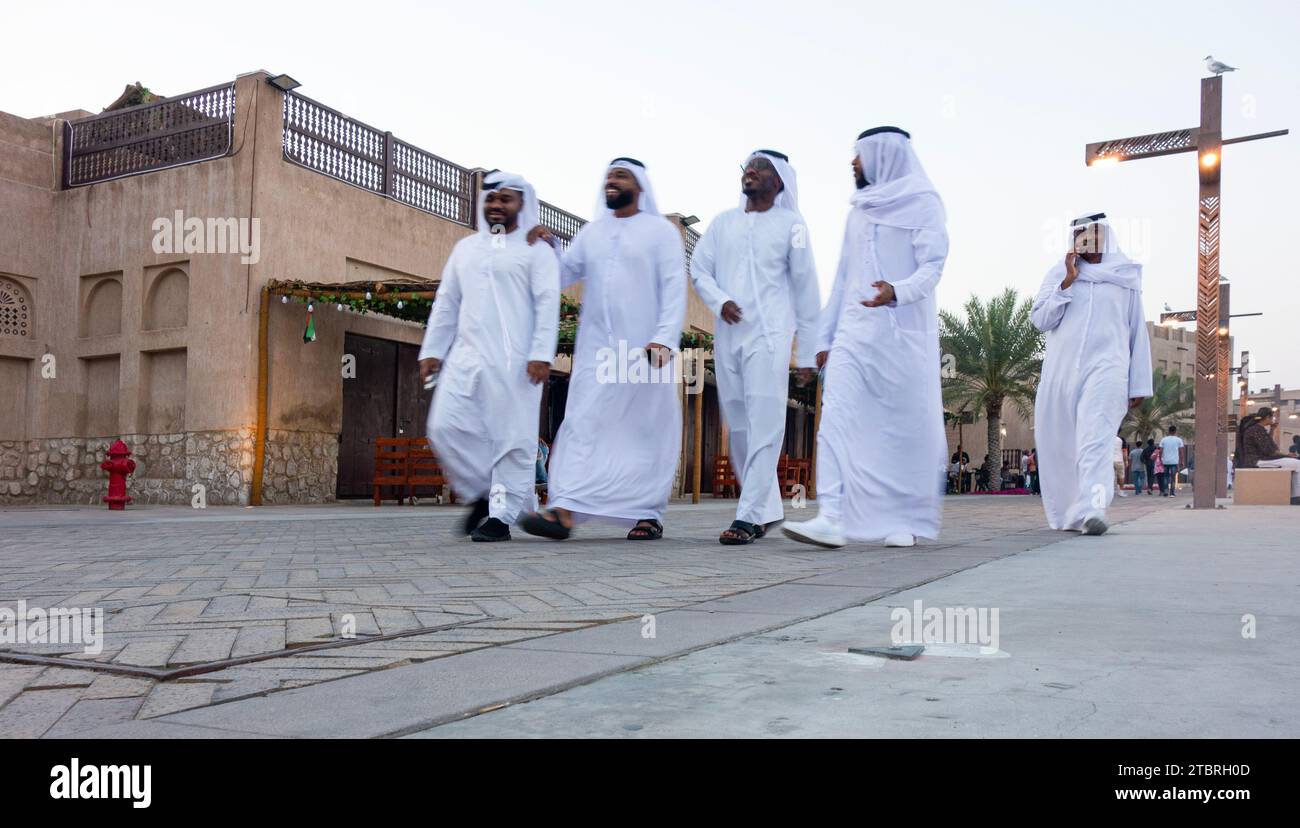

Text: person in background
xmin=1131 ymin=441 xmax=1147 ymax=495
xmin=1237 ymin=407 xmax=1300 ymax=505
xmin=1019 ymin=449 xmax=1030 ymax=490
xmin=1153 ymin=439 xmax=1167 ymax=496
xmin=1159 ymin=425 xmax=1186 ymax=497
xmin=1289 ymin=435 xmax=1299 ymax=458
xmin=1113 ymin=431 xmax=1128 ymax=498
xmin=1027 ymin=448 xmax=1040 ymax=495
xmin=1141 ymin=438 xmax=1157 ymax=494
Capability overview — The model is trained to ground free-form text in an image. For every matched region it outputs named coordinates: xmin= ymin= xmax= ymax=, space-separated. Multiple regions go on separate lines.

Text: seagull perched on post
xmin=1204 ymin=55 xmax=1238 ymax=75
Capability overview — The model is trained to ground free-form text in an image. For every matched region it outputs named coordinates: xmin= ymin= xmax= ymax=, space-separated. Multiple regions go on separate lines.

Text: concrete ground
xmin=2 ymin=492 xmax=1290 ymax=738
xmin=418 ymin=503 xmax=1299 ymax=738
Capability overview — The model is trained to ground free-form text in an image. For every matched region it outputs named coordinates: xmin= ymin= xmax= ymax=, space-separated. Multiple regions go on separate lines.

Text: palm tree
xmin=1124 ymin=371 xmax=1194 ymax=443
xmin=940 ymin=288 xmax=1044 ymax=491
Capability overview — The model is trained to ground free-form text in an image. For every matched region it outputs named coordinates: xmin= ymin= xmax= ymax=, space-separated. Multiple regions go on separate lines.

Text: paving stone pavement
xmin=0 ymin=494 xmax=1177 ymax=737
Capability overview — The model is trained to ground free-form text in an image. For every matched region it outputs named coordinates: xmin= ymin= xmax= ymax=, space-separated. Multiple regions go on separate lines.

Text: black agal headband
xmin=1071 ymin=212 xmax=1107 ymax=227
xmin=857 ymin=126 xmax=911 ymax=140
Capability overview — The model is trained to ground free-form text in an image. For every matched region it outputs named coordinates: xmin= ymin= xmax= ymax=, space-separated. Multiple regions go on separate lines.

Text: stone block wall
xmin=0 ymin=428 xmax=338 ymax=506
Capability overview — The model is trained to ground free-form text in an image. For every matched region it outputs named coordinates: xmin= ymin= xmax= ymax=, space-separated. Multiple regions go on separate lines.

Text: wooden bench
xmin=712 ymin=454 xmax=739 ymax=498
xmin=373 ymin=437 xmax=411 ymax=506
xmin=408 ymin=441 xmax=455 ymax=504
xmin=372 ymin=437 xmax=454 ymax=506
xmin=777 ymin=454 xmax=802 ymax=498
xmin=1233 ymin=468 xmax=1293 ymax=505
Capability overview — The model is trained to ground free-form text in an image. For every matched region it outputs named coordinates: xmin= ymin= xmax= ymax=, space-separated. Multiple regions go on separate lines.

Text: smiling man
xmin=690 ymin=150 xmax=820 ymax=544
xmin=783 ymin=127 xmax=950 ymax=550
xmin=419 ymin=171 xmax=560 ymax=542
xmin=520 ymin=158 xmax=686 ymax=541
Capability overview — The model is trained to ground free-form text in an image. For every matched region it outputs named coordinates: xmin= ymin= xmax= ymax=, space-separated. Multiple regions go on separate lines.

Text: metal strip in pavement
xmin=0 ymin=615 xmax=502 ymax=680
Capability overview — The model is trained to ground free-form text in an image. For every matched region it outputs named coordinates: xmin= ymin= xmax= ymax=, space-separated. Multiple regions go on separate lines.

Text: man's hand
xmin=646 ymin=342 xmax=672 ymax=368
xmin=526 ymin=225 xmax=554 ymax=246
xmin=418 ymin=358 xmax=441 ymax=384
xmin=816 ymin=351 xmax=829 ymax=370
xmin=1129 ymin=396 xmax=1145 ymax=409
xmin=796 ymin=367 xmax=817 ymax=387
xmin=860 ymin=280 xmax=896 ymax=308
xmin=720 ymin=301 xmax=744 ymax=325
xmin=527 ymin=361 xmax=550 ymax=385
xmin=1061 ymin=251 xmax=1079 ymax=290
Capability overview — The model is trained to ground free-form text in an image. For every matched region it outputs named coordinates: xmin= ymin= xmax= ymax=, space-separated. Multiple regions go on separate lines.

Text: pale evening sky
xmin=6 ymin=0 xmax=1298 ymax=387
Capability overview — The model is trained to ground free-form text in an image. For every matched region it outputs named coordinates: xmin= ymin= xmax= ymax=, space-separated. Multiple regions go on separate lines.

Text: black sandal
xmin=462 ymin=498 xmax=490 ymax=536
xmin=519 ymin=509 xmax=572 ymax=540
xmin=719 ymin=520 xmax=760 ymax=545
xmin=627 ymin=519 xmax=663 ymax=540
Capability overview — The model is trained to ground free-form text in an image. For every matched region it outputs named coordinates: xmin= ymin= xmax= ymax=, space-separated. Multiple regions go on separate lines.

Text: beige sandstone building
xmin=1 ymin=71 xmax=820 ymax=506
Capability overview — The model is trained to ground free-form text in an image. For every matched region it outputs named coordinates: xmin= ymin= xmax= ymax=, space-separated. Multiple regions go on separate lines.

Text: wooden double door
xmin=336 ymin=333 xmax=431 ymax=498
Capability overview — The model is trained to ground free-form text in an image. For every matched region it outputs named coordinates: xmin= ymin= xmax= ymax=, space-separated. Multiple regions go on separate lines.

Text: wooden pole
xmin=1192 ymin=75 xmax=1222 ymax=509
xmin=810 ymin=375 xmax=822 ymax=499
xmin=1215 ymin=280 xmax=1230 ymax=498
xmin=678 ymin=359 xmax=688 ymax=498
xmin=692 ymin=351 xmax=704 ymax=504
xmin=250 ymin=284 xmax=271 ymax=506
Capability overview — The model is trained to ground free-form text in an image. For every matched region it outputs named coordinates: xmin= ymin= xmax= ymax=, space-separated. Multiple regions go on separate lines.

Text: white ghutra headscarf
xmin=1045 ymin=212 xmax=1143 ymax=291
xmin=477 ymin=170 xmax=538 ymax=236
xmin=850 ymin=127 xmax=945 ymax=232
xmin=593 ymin=157 xmax=660 ymax=219
xmin=738 ymin=149 xmax=800 ymax=212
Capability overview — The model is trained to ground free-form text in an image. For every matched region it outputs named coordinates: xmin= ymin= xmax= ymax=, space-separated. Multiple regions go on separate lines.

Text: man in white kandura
xmin=784 ymin=126 xmax=950 ymax=549
xmin=1031 ymin=212 xmax=1152 ymax=536
xmin=520 ymin=157 xmax=687 ymax=541
xmin=690 ymin=149 xmax=820 ymax=544
xmin=418 ymin=171 xmax=560 ymax=542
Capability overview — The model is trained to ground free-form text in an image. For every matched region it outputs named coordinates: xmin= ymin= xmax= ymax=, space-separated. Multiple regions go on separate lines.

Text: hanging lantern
xmin=303 ymin=304 xmax=316 ymax=343
xmin=281 ymin=295 xmax=287 ymax=304
xmin=396 ymin=300 xmax=404 ymax=309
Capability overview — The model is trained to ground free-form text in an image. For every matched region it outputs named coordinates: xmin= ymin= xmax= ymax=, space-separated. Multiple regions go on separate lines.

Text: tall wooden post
xmin=1215 ymin=279 xmax=1230 ymax=498
xmin=1085 ymin=74 xmax=1287 ymax=506
xmin=691 ymin=349 xmax=704 ymax=504
xmin=1192 ymin=76 xmax=1223 ymax=509
xmin=251 ymin=284 xmax=271 ymax=506
xmin=810 ymin=377 xmax=822 ymax=499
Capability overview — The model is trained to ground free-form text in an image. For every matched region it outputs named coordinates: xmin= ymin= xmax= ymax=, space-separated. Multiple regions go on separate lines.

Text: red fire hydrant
xmin=100 ymin=439 xmax=136 ymax=510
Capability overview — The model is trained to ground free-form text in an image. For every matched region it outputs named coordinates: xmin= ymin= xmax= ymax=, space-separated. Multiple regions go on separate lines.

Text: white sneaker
xmin=781 ymin=515 xmax=847 ymax=548
xmin=1083 ymin=516 xmax=1109 ymax=536
xmin=884 ymin=533 xmax=916 ymax=548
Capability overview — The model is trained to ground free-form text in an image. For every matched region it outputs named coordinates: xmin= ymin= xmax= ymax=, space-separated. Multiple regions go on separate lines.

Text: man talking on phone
xmin=1030 ymin=213 xmax=1152 ymax=535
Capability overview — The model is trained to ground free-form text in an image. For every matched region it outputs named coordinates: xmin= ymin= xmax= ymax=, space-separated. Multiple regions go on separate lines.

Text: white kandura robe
xmin=420 ymin=228 xmax=559 ymax=524
xmin=545 ymin=211 xmax=687 ymax=523
xmin=1032 ymin=271 xmax=1152 ymax=531
xmin=690 ymin=207 xmax=820 ymax=525
xmin=816 ymin=211 xmax=949 ymax=540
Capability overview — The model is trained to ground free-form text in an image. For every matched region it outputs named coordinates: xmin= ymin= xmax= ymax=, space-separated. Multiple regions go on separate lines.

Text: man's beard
xmin=605 ymin=189 xmax=635 ymax=210
xmin=855 ymin=173 xmax=869 ymax=189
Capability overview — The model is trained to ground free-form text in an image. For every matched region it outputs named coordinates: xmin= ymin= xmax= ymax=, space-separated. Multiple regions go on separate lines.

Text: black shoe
xmin=1291 ymin=496 xmax=1300 ymax=506
xmin=462 ymin=498 xmax=490 ymax=536
xmin=471 ymin=517 xmax=511 ymax=542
